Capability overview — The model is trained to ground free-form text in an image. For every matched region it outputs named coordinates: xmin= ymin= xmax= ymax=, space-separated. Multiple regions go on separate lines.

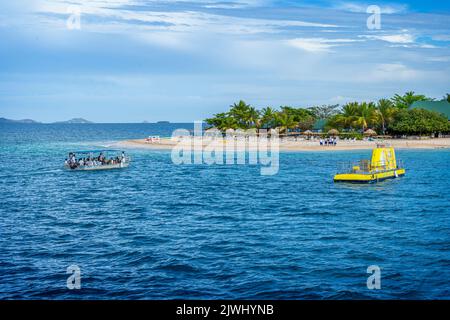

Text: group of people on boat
xmin=320 ymin=137 xmax=338 ymax=146
xmin=65 ymin=151 xmax=127 ymax=169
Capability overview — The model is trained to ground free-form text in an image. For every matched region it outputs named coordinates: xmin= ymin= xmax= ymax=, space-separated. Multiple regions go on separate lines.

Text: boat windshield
xmin=64 ymin=150 xmax=128 ymax=169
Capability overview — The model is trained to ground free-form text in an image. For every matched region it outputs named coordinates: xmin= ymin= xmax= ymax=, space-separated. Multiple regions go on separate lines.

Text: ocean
xmin=0 ymin=123 xmax=449 ymax=299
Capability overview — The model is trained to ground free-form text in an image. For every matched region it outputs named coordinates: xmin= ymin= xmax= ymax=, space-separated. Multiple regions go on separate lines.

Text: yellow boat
xmin=334 ymin=145 xmax=405 ymax=183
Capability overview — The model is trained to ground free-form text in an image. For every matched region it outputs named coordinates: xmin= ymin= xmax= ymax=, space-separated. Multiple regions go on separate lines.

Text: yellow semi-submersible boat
xmin=334 ymin=145 xmax=405 ymax=183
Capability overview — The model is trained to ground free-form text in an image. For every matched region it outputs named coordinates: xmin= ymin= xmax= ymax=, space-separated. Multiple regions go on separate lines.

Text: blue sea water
xmin=0 ymin=123 xmax=449 ymax=300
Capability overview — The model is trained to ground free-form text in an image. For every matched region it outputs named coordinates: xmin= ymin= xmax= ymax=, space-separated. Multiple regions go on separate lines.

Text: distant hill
xmin=157 ymin=121 xmax=170 ymax=124
xmin=0 ymin=117 xmax=40 ymax=124
xmin=54 ymin=118 xmax=94 ymax=124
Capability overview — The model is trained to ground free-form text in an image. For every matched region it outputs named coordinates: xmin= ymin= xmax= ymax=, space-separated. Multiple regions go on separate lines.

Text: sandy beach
xmin=114 ymin=137 xmax=450 ymax=152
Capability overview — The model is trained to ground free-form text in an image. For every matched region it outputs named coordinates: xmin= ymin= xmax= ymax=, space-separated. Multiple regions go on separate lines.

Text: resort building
xmin=410 ymin=100 xmax=450 ymax=121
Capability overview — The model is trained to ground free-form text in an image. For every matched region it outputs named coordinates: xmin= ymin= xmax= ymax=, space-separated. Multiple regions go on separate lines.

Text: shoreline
xmin=113 ymin=137 xmax=450 ymax=152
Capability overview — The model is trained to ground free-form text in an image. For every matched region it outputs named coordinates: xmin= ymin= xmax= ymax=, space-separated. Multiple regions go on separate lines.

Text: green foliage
xmin=279 ymin=106 xmax=316 ymax=131
xmin=307 ymin=104 xmax=340 ymax=119
xmin=445 ymin=94 xmax=450 ymax=103
xmin=228 ymin=100 xmax=260 ymax=129
xmin=392 ymin=91 xmax=432 ymax=109
xmin=205 ymin=101 xmax=316 ymax=132
xmin=260 ymin=107 xmax=277 ymax=129
xmin=326 ymin=102 xmax=377 ymax=131
xmin=389 ymin=108 xmax=450 ymax=135
xmin=276 ymin=111 xmax=297 ymax=133
xmin=205 ymin=112 xmax=237 ymax=131
xmin=375 ymin=99 xmax=397 ymax=135
xmin=206 ymin=92 xmax=449 ymax=136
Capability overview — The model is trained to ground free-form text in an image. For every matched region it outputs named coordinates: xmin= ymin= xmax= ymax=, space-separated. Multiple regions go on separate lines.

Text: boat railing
xmin=336 ymin=159 xmax=404 ymax=174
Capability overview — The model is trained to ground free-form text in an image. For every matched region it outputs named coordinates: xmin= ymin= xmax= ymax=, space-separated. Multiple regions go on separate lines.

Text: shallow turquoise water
xmin=0 ymin=123 xmax=449 ymax=299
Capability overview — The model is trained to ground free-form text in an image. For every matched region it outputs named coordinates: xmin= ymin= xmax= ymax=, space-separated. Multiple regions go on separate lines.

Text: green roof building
xmin=410 ymin=100 xmax=450 ymax=120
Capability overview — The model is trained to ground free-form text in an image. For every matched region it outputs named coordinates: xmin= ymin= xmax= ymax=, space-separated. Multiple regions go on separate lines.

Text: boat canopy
xmin=70 ymin=149 xmax=122 ymax=154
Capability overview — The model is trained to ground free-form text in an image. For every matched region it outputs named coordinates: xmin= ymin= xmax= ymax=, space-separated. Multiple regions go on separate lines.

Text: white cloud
xmin=335 ymin=2 xmax=407 ymax=14
xmin=286 ymin=38 xmax=361 ymax=53
xmin=361 ymin=33 xmax=415 ymax=44
xmin=35 ymin=0 xmax=337 ymax=37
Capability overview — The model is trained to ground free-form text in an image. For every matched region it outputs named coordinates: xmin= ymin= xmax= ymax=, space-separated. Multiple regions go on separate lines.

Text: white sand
xmin=114 ymin=137 xmax=450 ymax=152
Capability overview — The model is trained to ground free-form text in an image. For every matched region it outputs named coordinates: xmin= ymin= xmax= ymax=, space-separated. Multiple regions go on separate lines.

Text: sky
xmin=1 ymin=0 xmax=449 ymax=123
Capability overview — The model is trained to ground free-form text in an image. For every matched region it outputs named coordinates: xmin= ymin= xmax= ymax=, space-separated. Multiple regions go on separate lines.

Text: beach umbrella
xmin=303 ymin=130 xmax=313 ymax=136
xmin=364 ymin=129 xmax=377 ymax=136
xmin=328 ymin=129 xmax=339 ymax=136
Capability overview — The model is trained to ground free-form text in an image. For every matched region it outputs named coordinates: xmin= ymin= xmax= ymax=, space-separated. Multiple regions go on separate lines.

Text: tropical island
xmin=203 ymin=92 xmax=450 ymax=138
xmin=119 ymin=92 xmax=450 ymax=152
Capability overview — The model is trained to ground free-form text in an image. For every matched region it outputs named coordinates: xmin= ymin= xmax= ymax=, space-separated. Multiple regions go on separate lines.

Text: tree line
xmin=205 ymin=92 xmax=450 ymax=136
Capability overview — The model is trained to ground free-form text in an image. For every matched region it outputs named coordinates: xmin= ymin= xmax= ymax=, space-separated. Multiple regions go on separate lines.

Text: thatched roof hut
xmin=328 ymin=129 xmax=339 ymax=136
xmin=364 ymin=129 xmax=377 ymax=136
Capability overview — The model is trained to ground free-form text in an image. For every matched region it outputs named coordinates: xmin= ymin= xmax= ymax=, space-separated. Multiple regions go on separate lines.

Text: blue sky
xmin=1 ymin=0 xmax=449 ymax=122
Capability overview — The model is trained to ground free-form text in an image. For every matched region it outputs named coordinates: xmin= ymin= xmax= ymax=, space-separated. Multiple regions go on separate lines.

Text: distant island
xmin=157 ymin=121 xmax=170 ymax=124
xmin=0 ymin=117 xmax=40 ymax=124
xmin=0 ymin=117 xmax=94 ymax=124
xmin=53 ymin=118 xmax=93 ymax=124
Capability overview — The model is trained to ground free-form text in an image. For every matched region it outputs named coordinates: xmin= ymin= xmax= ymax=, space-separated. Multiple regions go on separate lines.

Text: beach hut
xmin=328 ymin=129 xmax=339 ymax=136
xmin=364 ymin=129 xmax=377 ymax=136
xmin=303 ymin=130 xmax=313 ymax=136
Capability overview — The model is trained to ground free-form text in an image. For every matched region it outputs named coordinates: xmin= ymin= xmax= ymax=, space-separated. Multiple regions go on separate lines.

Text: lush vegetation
xmin=205 ymin=100 xmax=315 ymax=133
xmin=205 ymin=92 xmax=450 ymax=136
xmin=390 ymin=109 xmax=450 ymax=135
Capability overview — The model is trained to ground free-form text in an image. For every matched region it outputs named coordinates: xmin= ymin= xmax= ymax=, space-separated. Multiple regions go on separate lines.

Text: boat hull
xmin=65 ymin=163 xmax=130 ymax=171
xmin=334 ymin=168 xmax=406 ymax=183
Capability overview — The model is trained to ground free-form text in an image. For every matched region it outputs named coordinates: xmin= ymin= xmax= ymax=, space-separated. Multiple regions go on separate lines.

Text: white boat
xmin=64 ymin=149 xmax=131 ymax=171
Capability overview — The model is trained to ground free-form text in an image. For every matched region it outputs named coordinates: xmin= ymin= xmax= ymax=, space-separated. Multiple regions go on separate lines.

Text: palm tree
xmin=276 ymin=112 xmax=297 ymax=134
xmin=248 ymin=107 xmax=260 ymax=129
xmin=376 ymin=99 xmax=396 ymax=135
xmin=260 ymin=107 xmax=277 ymax=129
xmin=392 ymin=91 xmax=431 ymax=109
xmin=229 ymin=100 xmax=259 ymax=129
xmin=355 ymin=102 xmax=377 ymax=132
xmin=205 ymin=112 xmax=237 ymax=131
xmin=220 ymin=117 xmax=238 ymax=131
xmin=334 ymin=102 xmax=359 ymax=129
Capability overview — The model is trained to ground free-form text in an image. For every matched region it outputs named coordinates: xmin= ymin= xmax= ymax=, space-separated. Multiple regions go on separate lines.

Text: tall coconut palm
xmin=376 ymin=99 xmax=396 ymax=135
xmin=260 ymin=107 xmax=277 ymax=129
xmin=355 ymin=102 xmax=377 ymax=132
xmin=334 ymin=102 xmax=359 ymax=129
xmin=248 ymin=107 xmax=260 ymax=129
xmin=229 ymin=100 xmax=258 ymax=129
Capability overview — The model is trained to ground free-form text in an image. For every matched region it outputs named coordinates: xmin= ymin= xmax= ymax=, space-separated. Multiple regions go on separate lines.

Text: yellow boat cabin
xmin=334 ymin=145 xmax=406 ymax=183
